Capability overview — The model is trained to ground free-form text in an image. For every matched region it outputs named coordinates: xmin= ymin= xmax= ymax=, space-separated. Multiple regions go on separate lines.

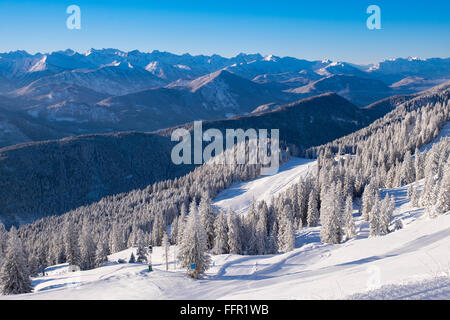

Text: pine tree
xmin=213 ymin=213 xmax=228 ymax=255
xmin=0 ymin=227 xmax=32 ymax=295
xmin=277 ymin=204 xmax=295 ymax=252
xmin=307 ymin=188 xmax=319 ymax=227
xmin=36 ymin=242 xmax=48 ymax=276
xmin=369 ymin=196 xmax=381 ymax=237
xmin=170 ymin=216 xmax=179 ymax=245
xmin=136 ymin=240 xmax=148 ymax=264
xmin=379 ymin=194 xmax=394 ymax=235
xmin=162 ymin=232 xmax=170 ymax=271
xmin=255 ymin=214 xmax=267 ymax=255
xmin=177 ymin=203 xmax=187 ymax=245
xmin=55 ymin=233 xmax=66 ymax=264
xmin=152 ymin=212 xmax=165 ymax=246
xmin=320 ymin=184 xmax=342 ymax=244
xmin=199 ymin=193 xmax=215 ymax=250
xmin=432 ymin=162 xmax=450 ymax=216
xmin=128 ymin=252 xmax=136 ymax=263
xmin=343 ymin=195 xmax=356 ymax=239
xmin=267 ymin=223 xmax=278 ymax=254
xmin=414 ymin=148 xmax=422 ymax=179
xmin=411 ymin=185 xmax=420 ymax=207
xmin=79 ymin=220 xmax=96 ymax=270
xmin=177 ymin=207 xmax=211 ymax=278
xmin=362 ymin=181 xmax=377 ymax=222
xmin=407 ymin=184 xmax=413 ymax=199
xmin=0 ymin=222 xmax=7 ymax=258
xmin=421 ymin=147 xmax=440 ymax=206
xmin=95 ymin=236 xmax=109 ymax=267
xmin=64 ymin=220 xmax=80 ymax=267
xmin=110 ymin=224 xmax=125 ymax=254
xmin=245 ymin=199 xmax=258 ymax=255
xmin=227 ymin=210 xmax=242 ymax=255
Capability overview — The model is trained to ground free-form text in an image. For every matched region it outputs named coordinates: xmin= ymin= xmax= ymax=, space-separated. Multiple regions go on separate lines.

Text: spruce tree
xmin=267 ymin=223 xmax=278 ymax=254
xmin=177 ymin=206 xmax=211 ymax=278
xmin=369 ymin=196 xmax=381 ymax=237
xmin=227 ymin=210 xmax=242 ymax=255
xmin=213 ymin=213 xmax=228 ymax=255
xmin=64 ymin=220 xmax=80 ymax=267
xmin=320 ymin=184 xmax=342 ymax=244
xmin=0 ymin=227 xmax=32 ymax=295
xmin=136 ymin=240 xmax=148 ymax=264
xmin=110 ymin=224 xmax=125 ymax=254
xmin=277 ymin=204 xmax=295 ymax=252
xmin=245 ymin=199 xmax=258 ymax=255
xmin=432 ymin=162 xmax=450 ymax=216
xmin=199 ymin=193 xmax=215 ymax=250
xmin=95 ymin=236 xmax=109 ymax=267
xmin=411 ymin=185 xmax=420 ymax=207
xmin=343 ymin=195 xmax=356 ymax=239
xmin=162 ymin=232 xmax=170 ymax=270
xmin=307 ymin=189 xmax=319 ymax=227
xmin=0 ymin=222 xmax=7 ymax=258
xmin=80 ymin=220 xmax=96 ymax=270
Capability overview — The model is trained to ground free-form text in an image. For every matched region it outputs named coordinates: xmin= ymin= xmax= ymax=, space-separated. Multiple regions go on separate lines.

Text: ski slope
xmin=213 ymin=157 xmax=316 ymax=214
xmin=3 ymin=179 xmax=449 ymax=300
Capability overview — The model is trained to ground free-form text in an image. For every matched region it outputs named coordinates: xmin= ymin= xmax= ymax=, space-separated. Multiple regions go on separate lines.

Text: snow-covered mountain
xmin=287 ymin=74 xmax=393 ymax=106
xmin=0 ymin=50 xmax=449 ymax=148
xmin=0 ymin=73 xmax=448 ymax=300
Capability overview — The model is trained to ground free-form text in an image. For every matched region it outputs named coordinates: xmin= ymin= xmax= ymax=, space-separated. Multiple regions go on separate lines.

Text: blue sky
xmin=0 ymin=0 xmax=449 ymax=64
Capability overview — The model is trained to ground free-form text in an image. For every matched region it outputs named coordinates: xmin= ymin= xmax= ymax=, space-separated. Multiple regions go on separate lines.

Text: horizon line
xmin=2 ymin=48 xmax=450 ymax=66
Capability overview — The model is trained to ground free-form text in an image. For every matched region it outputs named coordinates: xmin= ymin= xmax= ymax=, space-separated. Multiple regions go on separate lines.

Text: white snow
xmin=213 ymin=157 xmax=316 ymax=214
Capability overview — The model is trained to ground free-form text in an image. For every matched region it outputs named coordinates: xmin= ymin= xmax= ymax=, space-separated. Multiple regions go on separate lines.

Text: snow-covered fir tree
xmin=227 ymin=210 xmax=242 ymax=255
xmin=95 ymin=235 xmax=109 ymax=267
xmin=110 ymin=224 xmax=125 ymax=254
xmin=79 ymin=219 xmax=96 ymax=270
xmin=244 ymin=199 xmax=258 ymax=255
xmin=64 ymin=219 xmax=80 ymax=267
xmin=343 ymin=195 xmax=356 ymax=240
xmin=320 ymin=183 xmax=343 ymax=244
xmin=128 ymin=252 xmax=136 ymax=263
xmin=136 ymin=240 xmax=148 ymax=264
xmin=212 ymin=213 xmax=228 ymax=255
xmin=176 ymin=204 xmax=187 ymax=245
xmin=369 ymin=196 xmax=381 ymax=237
xmin=0 ymin=227 xmax=32 ymax=295
xmin=177 ymin=201 xmax=211 ymax=278
xmin=162 ymin=232 xmax=170 ymax=270
xmin=199 ymin=193 xmax=216 ymax=250
xmin=307 ymin=188 xmax=319 ymax=227
xmin=277 ymin=204 xmax=295 ymax=252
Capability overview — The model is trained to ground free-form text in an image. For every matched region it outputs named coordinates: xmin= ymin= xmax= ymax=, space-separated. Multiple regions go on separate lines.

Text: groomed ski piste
xmin=2 ymin=145 xmax=450 ymax=300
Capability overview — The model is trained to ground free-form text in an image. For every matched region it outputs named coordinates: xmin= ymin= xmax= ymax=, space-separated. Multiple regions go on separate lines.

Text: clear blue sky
xmin=0 ymin=0 xmax=449 ymax=64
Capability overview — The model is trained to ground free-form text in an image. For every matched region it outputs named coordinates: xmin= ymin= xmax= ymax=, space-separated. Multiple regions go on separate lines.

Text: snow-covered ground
xmin=213 ymin=157 xmax=316 ymax=214
xmin=2 ymin=164 xmax=449 ymax=300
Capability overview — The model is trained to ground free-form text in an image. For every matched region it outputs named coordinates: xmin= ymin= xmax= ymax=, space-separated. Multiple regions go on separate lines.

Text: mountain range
xmin=1 ymin=81 xmax=449 ymax=228
xmin=0 ymin=49 xmax=449 ymax=148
